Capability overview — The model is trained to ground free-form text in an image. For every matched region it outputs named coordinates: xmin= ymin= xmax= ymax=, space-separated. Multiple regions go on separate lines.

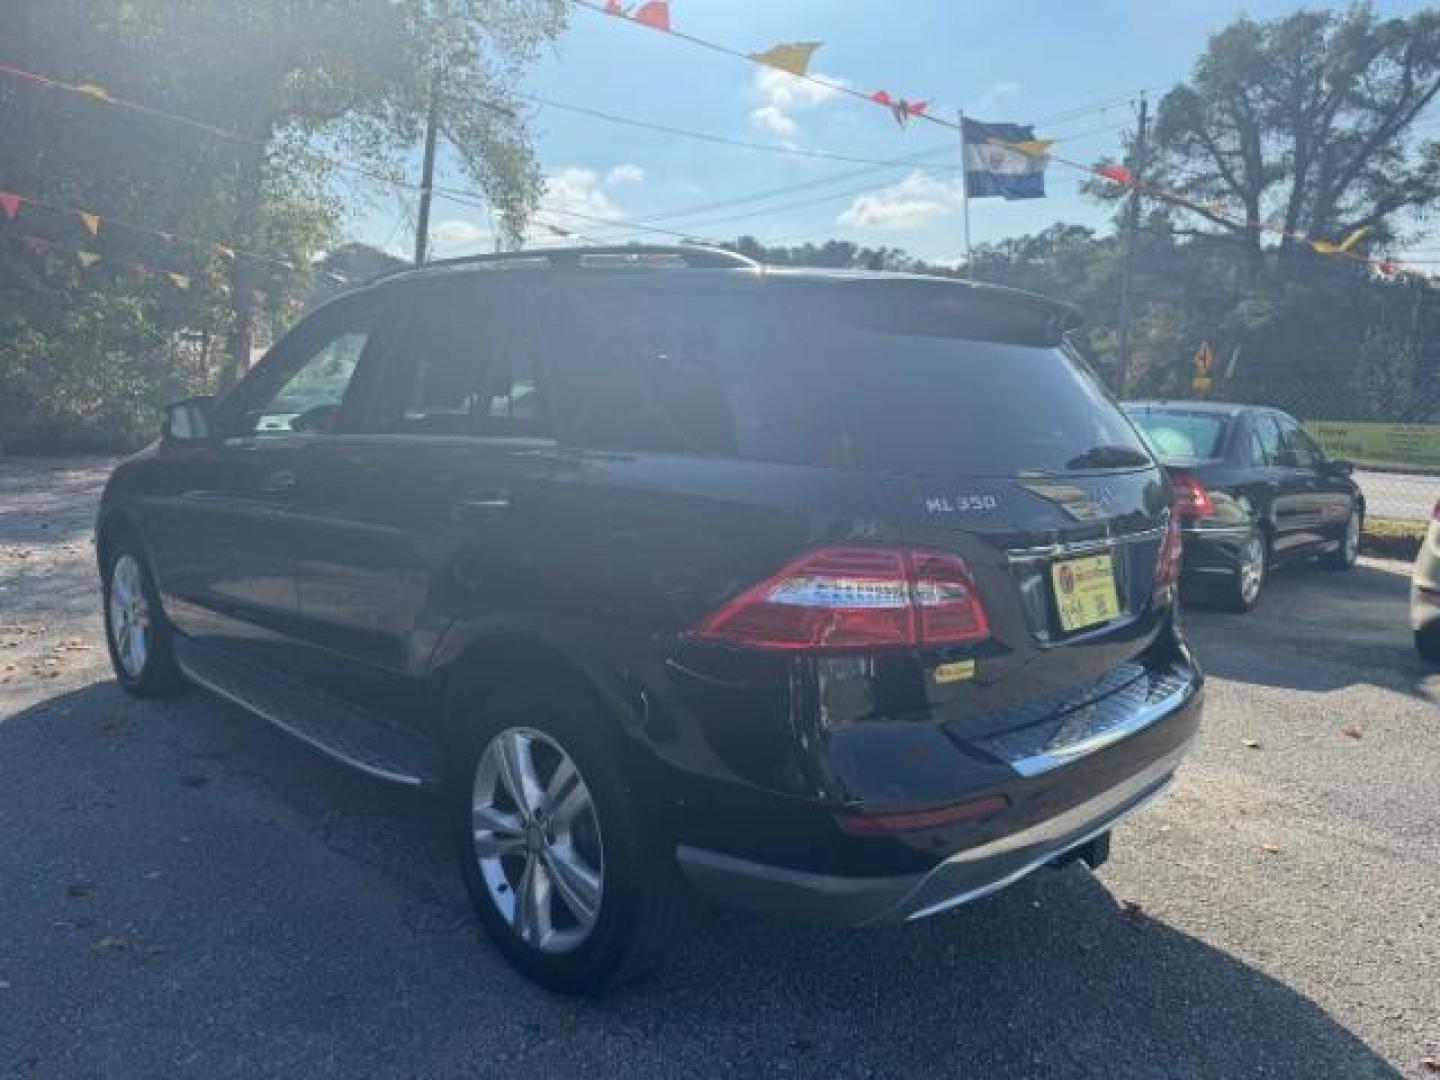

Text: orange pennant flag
xmin=77 ymin=251 xmax=101 ymax=269
xmin=167 ymin=272 xmax=190 ymax=289
xmin=77 ymin=211 xmax=100 ymax=236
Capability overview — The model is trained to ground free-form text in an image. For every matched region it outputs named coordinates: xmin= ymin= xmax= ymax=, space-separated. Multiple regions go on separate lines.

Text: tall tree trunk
xmin=219 ymin=144 xmax=265 ymax=390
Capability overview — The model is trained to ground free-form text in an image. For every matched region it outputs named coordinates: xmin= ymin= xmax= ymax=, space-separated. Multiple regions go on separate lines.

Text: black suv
xmin=97 ymin=245 xmax=1202 ymax=993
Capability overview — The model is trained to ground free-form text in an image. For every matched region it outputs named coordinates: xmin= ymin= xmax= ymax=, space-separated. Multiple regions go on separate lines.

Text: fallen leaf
xmin=1242 ymin=738 xmax=1261 ymax=749
xmin=1341 ymin=725 xmax=1363 ymax=740
xmin=1418 ymin=1057 xmax=1439 ymax=1073
xmin=1119 ymin=899 xmax=1145 ymax=920
xmin=1260 ymin=841 xmax=1281 ymax=854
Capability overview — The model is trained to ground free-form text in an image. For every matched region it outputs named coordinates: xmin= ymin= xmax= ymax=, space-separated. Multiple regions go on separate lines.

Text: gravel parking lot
xmin=1 ymin=456 xmax=1437 ymax=1079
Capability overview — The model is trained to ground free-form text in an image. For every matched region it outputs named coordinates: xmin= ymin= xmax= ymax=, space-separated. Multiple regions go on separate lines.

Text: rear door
xmin=286 ymin=280 xmax=559 ymax=717
xmin=1252 ymin=411 xmax=1314 ymax=555
xmin=1269 ymin=412 xmax=1330 ymax=552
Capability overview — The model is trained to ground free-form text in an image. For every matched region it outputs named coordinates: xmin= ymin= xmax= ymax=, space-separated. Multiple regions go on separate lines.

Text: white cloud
xmin=837 ymin=171 xmax=964 ymax=231
xmin=605 ymin=163 xmax=645 ymax=186
xmin=543 ymin=166 xmax=625 ymax=225
xmin=749 ymin=68 xmax=848 ymax=138
xmin=431 ymin=218 xmax=490 ymax=248
xmin=974 ymin=80 xmax=1023 ymax=117
xmin=750 ymin=104 xmax=797 ymax=137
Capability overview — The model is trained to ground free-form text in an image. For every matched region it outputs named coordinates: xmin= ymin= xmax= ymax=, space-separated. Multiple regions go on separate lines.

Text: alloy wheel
xmin=471 ymin=727 xmax=604 ymax=954
xmin=1344 ymin=511 xmax=1360 ymax=563
xmin=108 ymin=554 xmax=150 ymax=679
xmin=1239 ymin=534 xmax=1265 ymax=605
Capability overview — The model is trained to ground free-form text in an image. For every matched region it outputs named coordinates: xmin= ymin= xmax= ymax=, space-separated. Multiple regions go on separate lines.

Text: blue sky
xmin=359 ymin=0 xmax=1438 ymax=264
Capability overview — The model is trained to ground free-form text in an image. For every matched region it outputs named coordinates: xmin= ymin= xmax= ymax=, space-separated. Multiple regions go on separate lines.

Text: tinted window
xmin=547 ymin=285 xmax=1149 ymax=476
xmin=1254 ymin=414 xmax=1284 ymax=466
xmin=1125 ymin=410 xmax=1229 ymax=460
xmin=1276 ymin=415 xmax=1322 ymax=468
xmin=378 ymin=287 xmax=549 ymax=436
xmin=240 ymin=316 xmax=371 ymax=436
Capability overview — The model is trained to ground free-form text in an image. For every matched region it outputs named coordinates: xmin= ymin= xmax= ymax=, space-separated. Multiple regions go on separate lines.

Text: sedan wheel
xmin=1217 ymin=529 xmax=1266 ymax=613
xmin=108 ymin=554 xmax=150 ymax=679
xmin=471 ymin=727 xmax=604 ymax=955
xmin=102 ymin=540 xmax=182 ymax=696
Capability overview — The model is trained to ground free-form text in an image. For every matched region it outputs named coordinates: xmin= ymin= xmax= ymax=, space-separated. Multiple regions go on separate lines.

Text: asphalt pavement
xmin=1355 ymin=469 xmax=1437 ymax=522
xmin=1 ymin=457 xmax=1437 ymax=1079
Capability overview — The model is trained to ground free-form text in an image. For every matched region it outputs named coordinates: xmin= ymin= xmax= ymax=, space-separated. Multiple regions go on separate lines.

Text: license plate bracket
xmin=1051 ymin=554 xmax=1121 ymax=633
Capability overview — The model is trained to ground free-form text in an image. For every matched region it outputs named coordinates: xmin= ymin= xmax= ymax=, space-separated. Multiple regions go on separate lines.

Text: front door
xmin=145 ymin=297 xmax=380 ymax=670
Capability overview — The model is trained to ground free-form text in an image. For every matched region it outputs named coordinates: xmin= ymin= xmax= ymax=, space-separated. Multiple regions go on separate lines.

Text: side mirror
xmin=1325 ymin=458 xmax=1355 ymax=477
xmin=163 ymin=395 xmax=217 ymax=443
xmin=1274 ymin=449 xmax=1299 ymax=469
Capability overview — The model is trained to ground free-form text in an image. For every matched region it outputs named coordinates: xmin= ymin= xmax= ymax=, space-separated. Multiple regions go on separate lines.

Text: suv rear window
xmin=546 ymin=283 xmax=1150 ymax=477
xmin=1126 ymin=410 xmax=1230 ymax=460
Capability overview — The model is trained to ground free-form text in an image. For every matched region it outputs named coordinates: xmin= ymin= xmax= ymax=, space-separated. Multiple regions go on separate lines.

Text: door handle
xmin=259 ymin=469 xmax=298 ymax=494
xmin=450 ymin=490 xmax=512 ymax=522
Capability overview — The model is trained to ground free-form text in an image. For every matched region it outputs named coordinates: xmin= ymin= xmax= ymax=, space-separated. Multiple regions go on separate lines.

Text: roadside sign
xmin=1193 ymin=341 xmax=1215 ymax=376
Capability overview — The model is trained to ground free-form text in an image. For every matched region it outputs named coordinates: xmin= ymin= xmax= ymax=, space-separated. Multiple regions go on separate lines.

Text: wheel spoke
xmin=514 ymin=855 xmax=553 ymax=947
xmin=472 ymin=804 xmax=525 ymax=857
xmin=545 ymin=755 xmax=578 ymax=813
xmin=544 ymin=844 xmax=600 ymax=926
xmin=495 ymin=731 xmax=543 ymax=817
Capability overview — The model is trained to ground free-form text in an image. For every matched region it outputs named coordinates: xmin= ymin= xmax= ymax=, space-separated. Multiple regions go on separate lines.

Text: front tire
xmin=102 ymin=541 xmax=183 ymax=697
xmin=451 ymin=681 xmax=693 ymax=994
xmin=1216 ymin=528 xmax=1266 ymax=613
xmin=1323 ymin=506 xmax=1362 ymax=570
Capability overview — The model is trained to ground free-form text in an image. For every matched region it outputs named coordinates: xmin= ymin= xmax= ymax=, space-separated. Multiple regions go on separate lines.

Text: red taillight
xmin=692 ymin=545 xmax=990 ymax=651
xmin=1169 ymin=469 xmax=1215 ymax=519
xmin=1154 ymin=512 xmax=1183 ymax=592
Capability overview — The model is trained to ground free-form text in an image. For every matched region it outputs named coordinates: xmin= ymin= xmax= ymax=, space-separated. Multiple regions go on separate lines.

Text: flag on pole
xmin=750 ymin=42 xmax=823 ymax=78
xmin=962 ymin=118 xmax=1048 ymax=200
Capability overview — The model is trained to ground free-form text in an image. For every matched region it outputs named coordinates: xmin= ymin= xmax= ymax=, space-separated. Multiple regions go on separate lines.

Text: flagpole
xmin=958 ymin=109 xmax=972 ymax=278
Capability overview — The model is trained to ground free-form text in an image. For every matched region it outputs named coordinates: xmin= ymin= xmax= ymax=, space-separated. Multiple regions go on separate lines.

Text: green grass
xmin=1360 ymin=517 xmax=1426 ymax=561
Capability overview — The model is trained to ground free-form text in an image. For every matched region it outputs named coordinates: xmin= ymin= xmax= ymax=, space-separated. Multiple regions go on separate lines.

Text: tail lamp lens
xmin=692 ymin=546 xmax=989 ymax=651
xmin=1154 ymin=511 xmax=1183 ymax=591
xmin=1169 ymin=469 xmax=1215 ymax=518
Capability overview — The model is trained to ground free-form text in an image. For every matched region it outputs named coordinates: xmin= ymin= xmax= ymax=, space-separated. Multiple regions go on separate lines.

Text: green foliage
xmin=0 ymin=0 xmax=564 ymax=452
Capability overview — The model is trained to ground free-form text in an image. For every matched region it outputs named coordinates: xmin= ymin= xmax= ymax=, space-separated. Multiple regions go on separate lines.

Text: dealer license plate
xmin=1051 ymin=554 xmax=1121 ymax=633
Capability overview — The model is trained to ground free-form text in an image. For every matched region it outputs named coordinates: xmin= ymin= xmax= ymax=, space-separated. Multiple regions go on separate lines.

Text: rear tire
xmin=1323 ymin=506 xmax=1361 ymax=570
xmin=101 ymin=539 xmax=183 ymax=697
xmin=1216 ymin=528 xmax=1266 ymax=613
xmin=450 ymin=680 xmax=694 ymax=994
xmin=1417 ymin=622 xmax=1440 ymax=665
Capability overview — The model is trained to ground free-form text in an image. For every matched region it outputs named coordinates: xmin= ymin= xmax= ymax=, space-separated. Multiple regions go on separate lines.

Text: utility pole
xmin=958 ymin=110 xmax=972 ymax=278
xmin=1115 ymin=93 xmax=1149 ymax=396
xmin=413 ymin=77 xmax=441 ymax=266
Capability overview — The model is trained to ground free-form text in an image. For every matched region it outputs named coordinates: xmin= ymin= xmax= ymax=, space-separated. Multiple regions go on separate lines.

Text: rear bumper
xmin=675 ymin=674 xmax=1200 ymax=925
xmin=677 ymin=745 xmax=1180 ymax=925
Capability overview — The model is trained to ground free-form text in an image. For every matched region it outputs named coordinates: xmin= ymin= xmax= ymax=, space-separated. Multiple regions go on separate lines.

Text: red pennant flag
xmin=871 ymin=90 xmax=894 ymax=106
xmin=1097 ymin=164 xmax=1134 ymax=186
xmin=632 ymin=1 xmax=669 ymax=31
xmin=604 ymin=0 xmax=624 ymax=12
xmin=871 ymin=92 xmax=927 ymax=126
xmin=0 ymin=191 xmax=20 ymax=221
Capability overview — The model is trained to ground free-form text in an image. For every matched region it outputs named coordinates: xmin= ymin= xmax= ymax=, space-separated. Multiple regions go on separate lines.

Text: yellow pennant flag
xmin=1006 ymin=138 xmax=1055 ymax=158
xmin=1312 ymin=225 xmax=1370 ymax=255
xmin=167 ymin=272 xmax=190 ymax=290
xmin=77 ymin=251 xmax=101 ymax=269
xmin=78 ymin=211 xmax=100 ymax=236
xmin=76 ymin=83 xmax=110 ymax=100
xmin=749 ymin=41 xmax=823 ymax=78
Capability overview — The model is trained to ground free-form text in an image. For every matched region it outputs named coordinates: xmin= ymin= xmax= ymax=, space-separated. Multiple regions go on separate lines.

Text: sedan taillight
xmin=1154 ymin=512 xmax=1183 ymax=592
xmin=692 ymin=546 xmax=990 ymax=651
xmin=1169 ymin=469 xmax=1216 ymax=519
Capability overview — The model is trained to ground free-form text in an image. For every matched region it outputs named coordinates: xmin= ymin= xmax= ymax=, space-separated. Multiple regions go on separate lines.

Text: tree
xmin=1113 ymin=7 xmax=1440 ymax=261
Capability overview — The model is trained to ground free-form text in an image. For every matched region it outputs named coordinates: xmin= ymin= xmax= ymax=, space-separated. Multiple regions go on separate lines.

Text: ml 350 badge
xmin=1052 ymin=554 xmax=1121 ymax=632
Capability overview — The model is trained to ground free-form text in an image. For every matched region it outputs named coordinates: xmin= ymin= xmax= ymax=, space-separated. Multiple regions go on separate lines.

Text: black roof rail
xmin=379 ymin=244 xmax=760 ymax=282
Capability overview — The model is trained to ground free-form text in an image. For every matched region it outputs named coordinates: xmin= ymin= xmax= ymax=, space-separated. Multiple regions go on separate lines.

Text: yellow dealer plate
xmin=1051 ymin=554 xmax=1121 ymax=633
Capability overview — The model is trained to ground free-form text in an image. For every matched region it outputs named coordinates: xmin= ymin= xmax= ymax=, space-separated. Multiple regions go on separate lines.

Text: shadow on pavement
xmin=1185 ymin=560 xmax=1434 ymax=701
xmin=0 ymin=681 xmax=1400 ymax=1079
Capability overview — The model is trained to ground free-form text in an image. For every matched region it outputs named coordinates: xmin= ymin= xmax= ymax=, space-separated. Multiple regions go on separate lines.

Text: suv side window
xmin=1253 ymin=414 xmax=1285 ymax=467
xmin=232 ymin=303 xmax=374 ymax=436
xmin=377 ymin=286 xmax=549 ymax=437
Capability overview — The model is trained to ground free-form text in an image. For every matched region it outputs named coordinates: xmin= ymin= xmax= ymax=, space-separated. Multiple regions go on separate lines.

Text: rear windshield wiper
xmin=1065 ymin=444 xmax=1152 ymax=470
